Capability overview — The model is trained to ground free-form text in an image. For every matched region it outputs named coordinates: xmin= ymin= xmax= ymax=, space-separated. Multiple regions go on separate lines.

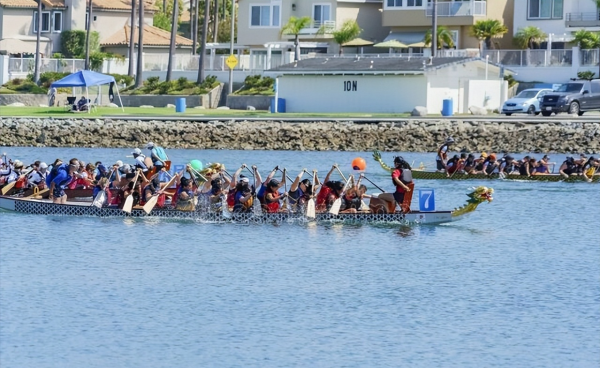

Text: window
xmin=52 ymin=12 xmax=62 ymax=32
xmin=313 ymin=4 xmax=331 ymax=27
xmin=33 ymin=11 xmax=50 ymax=33
xmin=250 ymin=4 xmax=280 ymax=27
xmin=388 ymin=0 xmax=423 ymax=7
xmin=450 ymin=30 xmax=459 ymax=48
xmin=528 ymin=0 xmax=563 ymax=19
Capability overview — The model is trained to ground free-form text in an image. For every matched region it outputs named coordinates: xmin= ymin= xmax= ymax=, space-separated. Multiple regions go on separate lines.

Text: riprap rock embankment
xmin=1 ymin=118 xmax=598 ymax=153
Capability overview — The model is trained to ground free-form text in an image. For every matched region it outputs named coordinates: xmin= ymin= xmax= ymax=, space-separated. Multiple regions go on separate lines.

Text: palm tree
xmin=135 ymin=0 xmax=144 ymax=88
xmin=84 ymin=0 xmax=93 ymax=69
xmin=470 ymin=19 xmax=508 ymax=51
xmin=280 ymin=16 xmax=312 ymax=61
xmin=331 ymin=20 xmax=361 ymax=55
xmin=424 ymin=26 xmax=455 ymax=49
xmin=572 ymin=29 xmax=600 ymax=49
xmin=128 ymin=0 xmax=136 ymax=77
xmin=197 ymin=0 xmax=211 ymax=83
xmin=514 ymin=26 xmax=546 ymax=49
xmin=166 ymin=0 xmax=179 ymax=81
xmin=33 ymin=0 xmax=42 ymax=84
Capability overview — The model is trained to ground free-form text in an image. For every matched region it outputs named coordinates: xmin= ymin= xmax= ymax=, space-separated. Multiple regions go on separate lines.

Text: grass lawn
xmin=0 ymin=106 xmax=412 ymax=119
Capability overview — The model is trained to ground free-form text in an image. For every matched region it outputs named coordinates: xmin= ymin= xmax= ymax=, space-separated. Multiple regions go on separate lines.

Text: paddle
xmin=306 ymin=169 xmax=317 ymax=219
xmin=329 ymin=179 xmax=351 ymax=215
xmin=122 ymin=170 xmax=141 ymax=213
xmin=281 ymin=168 xmax=289 ymax=212
xmin=361 ymin=175 xmax=386 ymax=193
xmin=335 ymin=165 xmax=348 ymax=183
xmin=92 ymin=169 xmax=114 ymax=208
xmin=143 ymin=172 xmax=178 ymax=214
xmin=2 ymin=168 xmax=34 ymax=195
xmin=247 ymin=166 xmax=262 ymax=215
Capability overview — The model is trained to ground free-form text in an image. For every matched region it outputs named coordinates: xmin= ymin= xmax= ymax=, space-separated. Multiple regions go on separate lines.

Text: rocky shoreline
xmin=1 ymin=117 xmax=598 ymax=153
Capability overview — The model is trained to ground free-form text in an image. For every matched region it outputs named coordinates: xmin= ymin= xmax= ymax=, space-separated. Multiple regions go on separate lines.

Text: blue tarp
xmin=51 ymin=70 xmax=116 ymax=88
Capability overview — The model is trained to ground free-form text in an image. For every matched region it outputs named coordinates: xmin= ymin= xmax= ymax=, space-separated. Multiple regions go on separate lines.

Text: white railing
xmin=426 ymin=0 xmax=486 ymax=16
xmin=8 ymin=57 xmax=85 ymax=73
xmin=297 ymin=20 xmax=335 ymax=35
xmin=482 ymin=49 xmax=573 ymax=67
xmin=580 ymin=49 xmax=599 ymax=66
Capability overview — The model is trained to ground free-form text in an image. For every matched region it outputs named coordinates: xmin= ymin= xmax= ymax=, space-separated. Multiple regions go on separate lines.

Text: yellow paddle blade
xmin=306 ymin=198 xmax=316 ymax=219
xmin=1 ymin=181 xmax=16 ymax=195
xmin=143 ymin=195 xmax=158 ymax=214
xmin=329 ymin=198 xmax=342 ymax=215
xmin=122 ymin=195 xmax=134 ymax=213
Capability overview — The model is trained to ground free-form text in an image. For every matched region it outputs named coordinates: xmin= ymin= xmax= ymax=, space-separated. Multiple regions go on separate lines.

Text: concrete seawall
xmin=1 ymin=117 xmax=598 ymax=153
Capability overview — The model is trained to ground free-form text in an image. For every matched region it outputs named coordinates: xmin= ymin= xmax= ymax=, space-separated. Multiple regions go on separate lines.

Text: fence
xmin=426 ymin=0 xmax=486 ymax=16
xmin=482 ymin=49 xmax=574 ymax=67
xmin=8 ymin=57 xmax=85 ymax=74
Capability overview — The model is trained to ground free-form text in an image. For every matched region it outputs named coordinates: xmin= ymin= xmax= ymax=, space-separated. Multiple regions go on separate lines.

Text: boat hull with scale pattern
xmin=0 ymin=196 xmax=456 ymax=225
xmin=411 ymin=171 xmax=599 ymax=182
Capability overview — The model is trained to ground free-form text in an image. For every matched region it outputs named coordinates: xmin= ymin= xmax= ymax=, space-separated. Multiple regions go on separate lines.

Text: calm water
xmin=1 ymin=147 xmax=599 ymax=368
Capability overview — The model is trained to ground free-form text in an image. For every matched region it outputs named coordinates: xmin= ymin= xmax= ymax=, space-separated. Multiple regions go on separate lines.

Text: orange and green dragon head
xmin=452 ymin=186 xmax=494 ymax=217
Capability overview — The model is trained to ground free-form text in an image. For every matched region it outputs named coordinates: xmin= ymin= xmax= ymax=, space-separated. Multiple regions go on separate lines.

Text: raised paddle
xmin=122 ymin=170 xmax=141 ymax=213
xmin=1 ymin=168 xmax=34 ymax=195
xmin=361 ymin=175 xmax=386 ymax=193
xmin=246 ymin=166 xmax=263 ymax=216
xmin=329 ymin=179 xmax=351 ymax=215
xmin=306 ymin=169 xmax=317 ymax=219
xmin=143 ymin=172 xmax=178 ymax=214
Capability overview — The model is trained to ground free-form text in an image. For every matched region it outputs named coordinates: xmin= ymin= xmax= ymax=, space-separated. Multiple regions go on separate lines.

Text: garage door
xmin=277 ymin=74 xmax=428 ymax=113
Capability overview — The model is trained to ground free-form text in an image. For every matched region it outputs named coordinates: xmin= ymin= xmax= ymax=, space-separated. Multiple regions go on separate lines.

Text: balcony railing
xmin=565 ymin=11 xmax=600 ymax=27
xmin=482 ymin=49 xmax=573 ymax=67
xmin=581 ymin=49 xmax=600 ymax=66
xmin=298 ymin=20 xmax=336 ymax=35
xmin=426 ymin=0 xmax=486 ymax=17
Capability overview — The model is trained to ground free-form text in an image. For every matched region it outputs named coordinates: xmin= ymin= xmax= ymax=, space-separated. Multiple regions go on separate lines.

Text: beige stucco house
xmin=0 ymin=0 xmax=158 ymax=55
xmin=381 ymin=0 xmax=514 ymax=50
xmin=237 ymin=0 xmax=390 ymax=56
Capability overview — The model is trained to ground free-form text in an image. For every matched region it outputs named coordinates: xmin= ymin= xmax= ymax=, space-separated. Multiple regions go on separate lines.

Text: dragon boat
xmin=372 ymin=151 xmax=599 ymax=183
xmin=0 ymin=186 xmax=493 ymax=226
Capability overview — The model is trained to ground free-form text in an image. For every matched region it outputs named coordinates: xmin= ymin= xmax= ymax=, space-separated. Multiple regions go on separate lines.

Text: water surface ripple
xmin=0 ymin=147 xmax=598 ymax=368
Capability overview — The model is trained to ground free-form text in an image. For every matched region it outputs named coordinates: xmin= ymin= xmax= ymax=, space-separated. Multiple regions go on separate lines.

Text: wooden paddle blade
xmin=92 ymin=190 xmax=106 ymax=208
xmin=143 ymin=195 xmax=158 ymax=214
xmin=26 ymin=188 xmax=49 ymax=199
xmin=1 ymin=181 xmax=16 ymax=195
xmin=329 ymin=198 xmax=342 ymax=215
xmin=122 ymin=195 xmax=134 ymax=213
xmin=306 ymin=198 xmax=316 ymax=219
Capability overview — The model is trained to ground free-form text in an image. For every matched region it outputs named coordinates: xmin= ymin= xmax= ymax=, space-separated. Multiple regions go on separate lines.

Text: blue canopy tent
xmin=51 ymin=70 xmax=124 ymax=112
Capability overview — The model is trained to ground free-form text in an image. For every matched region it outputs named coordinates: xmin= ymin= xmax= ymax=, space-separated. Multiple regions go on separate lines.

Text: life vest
xmin=227 ymin=190 xmax=235 ymax=207
xmin=15 ymin=174 xmax=27 ymax=189
xmin=265 ymin=190 xmax=280 ymax=213
xmin=562 ymin=158 xmax=577 ymax=175
xmin=395 ymin=168 xmax=412 ymax=185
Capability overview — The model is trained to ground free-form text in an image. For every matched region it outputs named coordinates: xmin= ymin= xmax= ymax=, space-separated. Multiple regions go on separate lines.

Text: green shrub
xmin=157 ymin=80 xmax=175 ymax=94
xmin=60 ymin=30 xmax=100 ymax=58
xmin=234 ymin=75 xmax=275 ymax=95
xmin=577 ymin=71 xmax=596 ymax=81
xmin=110 ymin=74 xmax=134 ymax=87
xmin=39 ymin=71 xmax=69 ymax=88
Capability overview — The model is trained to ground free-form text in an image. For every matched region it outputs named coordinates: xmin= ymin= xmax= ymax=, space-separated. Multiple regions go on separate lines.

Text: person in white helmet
xmin=28 ymin=162 xmax=48 ymax=189
xmin=132 ymin=148 xmax=149 ymax=172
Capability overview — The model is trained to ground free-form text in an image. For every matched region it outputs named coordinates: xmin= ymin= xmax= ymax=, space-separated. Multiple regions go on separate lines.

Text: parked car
xmin=540 ymin=80 xmax=600 ymax=116
xmin=501 ymin=88 xmax=553 ymax=115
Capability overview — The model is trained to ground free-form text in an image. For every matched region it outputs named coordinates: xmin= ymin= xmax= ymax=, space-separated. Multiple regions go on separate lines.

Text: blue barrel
xmin=175 ymin=98 xmax=186 ymax=113
xmin=442 ymin=99 xmax=453 ymax=116
xmin=270 ymin=98 xmax=286 ymax=113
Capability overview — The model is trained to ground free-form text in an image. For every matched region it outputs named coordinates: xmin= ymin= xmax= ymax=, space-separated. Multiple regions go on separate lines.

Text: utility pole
xmin=33 ymin=0 xmax=42 ymax=83
xmin=431 ymin=0 xmax=437 ymax=57
xmin=128 ymin=0 xmax=136 ymax=76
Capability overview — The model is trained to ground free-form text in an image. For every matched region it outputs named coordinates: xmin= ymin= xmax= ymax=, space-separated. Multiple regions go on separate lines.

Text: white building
xmin=267 ymin=56 xmax=511 ymax=114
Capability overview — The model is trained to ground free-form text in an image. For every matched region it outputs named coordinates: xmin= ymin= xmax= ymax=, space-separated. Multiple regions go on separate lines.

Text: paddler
xmin=27 ymin=162 xmax=48 ymax=189
xmin=146 ymin=142 xmax=169 ymax=171
xmin=132 ymin=148 xmax=149 ymax=172
xmin=436 ymin=137 xmax=454 ymax=173
xmin=378 ymin=156 xmax=413 ymax=213
xmin=0 ymin=159 xmax=23 ymax=185
xmin=287 ymin=169 xmax=313 ymax=212
xmin=48 ymin=158 xmax=80 ymax=204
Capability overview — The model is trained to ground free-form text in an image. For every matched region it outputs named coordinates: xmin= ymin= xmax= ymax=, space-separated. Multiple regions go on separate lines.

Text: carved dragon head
xmin=468 ymin=186 xmax=494 ymax=204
